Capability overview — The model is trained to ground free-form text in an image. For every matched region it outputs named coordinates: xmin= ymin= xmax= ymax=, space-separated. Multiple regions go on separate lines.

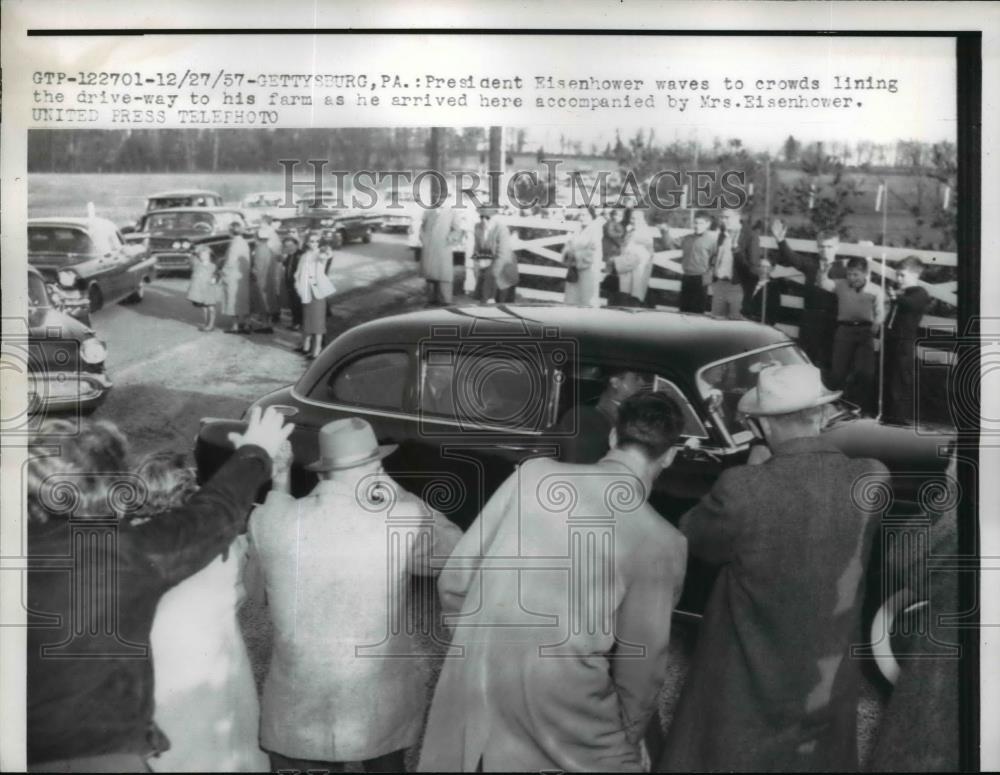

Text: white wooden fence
xmin=496 ymin=215 xmax=959 ymax=363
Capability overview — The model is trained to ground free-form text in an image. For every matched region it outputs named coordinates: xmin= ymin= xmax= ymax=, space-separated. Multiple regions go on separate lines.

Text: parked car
xmin=193 ymin=305 xmax=955 ymax=656
xmin=144 ymin=188 xmax=223 ymax=212
xmin=377 ymin=197 xmax=421 ymax=234
xmin=279 ymin=188 xmax=382 ymax=245
xmin=28 ymin=217 xmax=155 ymax=316
xmin=26 ymin=266 xmax=112 ymax=415
xmin=120 ymin=189 xmax=226 ymax=235
xmin=240 ymin=190 xmax=298 ymax=225
xmin=132 ymin=207 xmax=251 ymax=273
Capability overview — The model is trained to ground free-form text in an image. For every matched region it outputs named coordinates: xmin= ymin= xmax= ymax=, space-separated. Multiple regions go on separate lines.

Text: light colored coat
xmin=248 ymin=474 xmax=462 ymax=762
xmin=419 ymin=207 xmax=459 ymax=282
xmin=220 ymin=235 xmax=251 ymax=316
xmin=294 ymin=248 xmax=335 ymax=305
xmin=616 ymin=216 xmax=655 ymax=302
xmin=486 ymin=217 xmax=518 ymax=291
xmin=418 ymin=453 xmax=687 ymax=773
xmin=562 ymin=218 xmax=604 ymax=306
xmin=254 ymin=225 xmax=284 ymax=312
xmin=149 ymin=536 xmax=267 ymax=773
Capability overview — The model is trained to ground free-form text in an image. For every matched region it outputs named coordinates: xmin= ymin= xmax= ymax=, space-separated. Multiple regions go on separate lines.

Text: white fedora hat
xmin=305 ymin=417 xmax=398 ymax=472
xmin=737 ymin=363 xmax=842 ymax=417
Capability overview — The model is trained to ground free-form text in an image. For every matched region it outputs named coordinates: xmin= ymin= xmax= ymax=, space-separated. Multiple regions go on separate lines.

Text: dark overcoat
xmin=658 ymin=436 xmax=889 ymax=772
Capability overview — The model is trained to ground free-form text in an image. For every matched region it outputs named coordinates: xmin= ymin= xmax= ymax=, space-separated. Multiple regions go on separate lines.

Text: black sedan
xmin=26 ymin=267 xmax=112 ymax=415
xmin=28 ymin=216 xmax=156 ymax=318
xmin=133 ymin=207 xmax=251 ymax=273
xmin=278 ymin=191 xmax=382 ymax=245
xmin=194 ymin=304 xmax=955 ymax=669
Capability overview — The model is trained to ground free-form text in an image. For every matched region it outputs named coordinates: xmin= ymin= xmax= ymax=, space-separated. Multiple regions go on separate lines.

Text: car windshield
xmin=148 ymin=196 xmax=214 ymax=210
xmin=143 ymin=211 xmax=216 ymax=233
xmin=697 ymin=344 xmax=811 ymax=442
xmin=28 ymin=226 xmax=94 ymax=255
xmin=28 ymin=273 xmax=50 ymax=308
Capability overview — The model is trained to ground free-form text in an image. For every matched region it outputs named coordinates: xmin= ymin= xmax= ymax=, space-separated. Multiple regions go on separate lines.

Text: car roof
xmin=331 ymin=304 xmax=792 ymax=375
xmin=146 ymin=189 xmax=222 ymax=198
xmin=141 ymin=207 xmax=244 ymax=215
xmin=28 ymin=216 xmax=117 ymax=229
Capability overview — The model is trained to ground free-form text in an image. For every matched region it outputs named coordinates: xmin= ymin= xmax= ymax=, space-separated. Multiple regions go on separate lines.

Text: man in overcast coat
xmin=658 ymin=363 xmax=889 ymax=772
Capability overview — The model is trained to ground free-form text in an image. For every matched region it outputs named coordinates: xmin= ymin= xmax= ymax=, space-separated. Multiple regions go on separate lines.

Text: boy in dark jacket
xmin=882 ymin=255 xmax=931 ymax=424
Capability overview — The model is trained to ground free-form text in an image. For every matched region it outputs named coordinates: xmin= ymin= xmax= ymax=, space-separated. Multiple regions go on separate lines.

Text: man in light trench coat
xmin=418 ymin=391 xmax=689 ymax=773
xmin=420 ymin=204 xmax=462 ymax=306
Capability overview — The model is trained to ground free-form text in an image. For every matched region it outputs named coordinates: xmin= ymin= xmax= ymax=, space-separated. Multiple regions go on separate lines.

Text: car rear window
xmin=28 ymin=227 xmax=94 ymax=255
xmin=327 ymin=351 xmax=410 ymax=411
xmin=419 ymin=350 xmax=548 ymax=431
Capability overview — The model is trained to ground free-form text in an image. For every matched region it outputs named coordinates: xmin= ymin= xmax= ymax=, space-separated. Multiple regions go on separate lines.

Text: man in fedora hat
xmin=658 ymin=363 xmax=889 ymax=773
xmin=247 ymin=417 xmax=462 ymax=773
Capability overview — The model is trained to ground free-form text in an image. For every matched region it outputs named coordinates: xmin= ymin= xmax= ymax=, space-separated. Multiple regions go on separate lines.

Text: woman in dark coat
xmin=281 ymin=235 xmax=303 ymax=329
xmin=25 ymin=408 xmax=291 ymax=773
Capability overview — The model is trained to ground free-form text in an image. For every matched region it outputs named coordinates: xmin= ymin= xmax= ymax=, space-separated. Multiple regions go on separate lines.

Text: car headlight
xmin=181 ymin=240 xmax=191 ymax=250
xmin=172 ymin=240 xmax=182 ymax=249
xmin=321 ymin=219 xmax=333 ymax=227
xmin=58 ymin=269 xmax=78 ymax=288
xmin=80 ymin=337 xmax=107 ymax=365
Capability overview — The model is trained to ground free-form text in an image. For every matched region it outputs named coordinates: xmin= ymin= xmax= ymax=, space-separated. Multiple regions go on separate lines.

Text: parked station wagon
xmin=134 ymin=207 xmax=250 ymax=273
xmin=28 ymin=216 xmax=155 ymax=317
xmin=194 ymin=304 xmax=955 ymax=665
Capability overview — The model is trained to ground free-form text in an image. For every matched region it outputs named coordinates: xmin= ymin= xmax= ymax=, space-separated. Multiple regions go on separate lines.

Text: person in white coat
xmin=248 ymin=418 xmax=462 ymax=773
xmin=139 ymin=452 xmax=269 ymax=774
xmin=616 ymin=208 xmax=656 ymax=307
xmin=562 ymin=206 xmax=604 ymax=307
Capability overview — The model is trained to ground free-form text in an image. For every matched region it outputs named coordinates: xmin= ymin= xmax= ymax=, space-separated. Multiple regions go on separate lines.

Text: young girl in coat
xmin=186 ymin=244 xmax=219 ymax=332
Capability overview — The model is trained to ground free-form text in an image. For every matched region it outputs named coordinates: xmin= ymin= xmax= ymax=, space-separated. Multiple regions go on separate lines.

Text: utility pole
xmin=488 ymin=126 xmax=504 ymax=206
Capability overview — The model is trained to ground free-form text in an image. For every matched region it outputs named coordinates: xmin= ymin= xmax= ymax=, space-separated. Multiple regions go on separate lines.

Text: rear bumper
xmin=29 ymin=370 xmax=112 ymax=413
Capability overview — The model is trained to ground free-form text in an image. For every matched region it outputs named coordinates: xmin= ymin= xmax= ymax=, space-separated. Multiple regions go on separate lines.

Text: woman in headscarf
xmin=615 ymin=207 xmax=656 ymax=308
xmin=561 ymin=206 xmax=604 ymax=307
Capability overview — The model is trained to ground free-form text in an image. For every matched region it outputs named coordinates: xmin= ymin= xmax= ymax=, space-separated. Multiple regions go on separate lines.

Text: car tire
xmin=123 ymin=279 xmax=146 ymax=304
xmin=362 ymin=228 xmax=372 ymax=244
xmin=88 ymin=284 xmax=104 ymax=313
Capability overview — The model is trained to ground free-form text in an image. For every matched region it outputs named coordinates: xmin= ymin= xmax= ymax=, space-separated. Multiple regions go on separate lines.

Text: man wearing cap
xmin=658 ymin=364 xmax=889 ymax=773
xmin=248 ymin=418 xmax=462 ymax=773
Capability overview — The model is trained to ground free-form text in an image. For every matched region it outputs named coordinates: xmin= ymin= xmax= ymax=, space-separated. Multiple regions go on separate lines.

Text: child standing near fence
xmin=883 ymin=256 xmax=931 ymax=424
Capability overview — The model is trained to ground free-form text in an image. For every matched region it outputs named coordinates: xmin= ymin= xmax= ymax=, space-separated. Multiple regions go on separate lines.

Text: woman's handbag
xmin=600 ymin=265 xmax=620 ymax=294
xmin=565 ymin=264 xmax=580 ymax=284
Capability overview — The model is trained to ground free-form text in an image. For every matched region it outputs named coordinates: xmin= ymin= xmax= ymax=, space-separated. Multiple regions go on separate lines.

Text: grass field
xmin=28 ymin=172 xmax=293 ymax=227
